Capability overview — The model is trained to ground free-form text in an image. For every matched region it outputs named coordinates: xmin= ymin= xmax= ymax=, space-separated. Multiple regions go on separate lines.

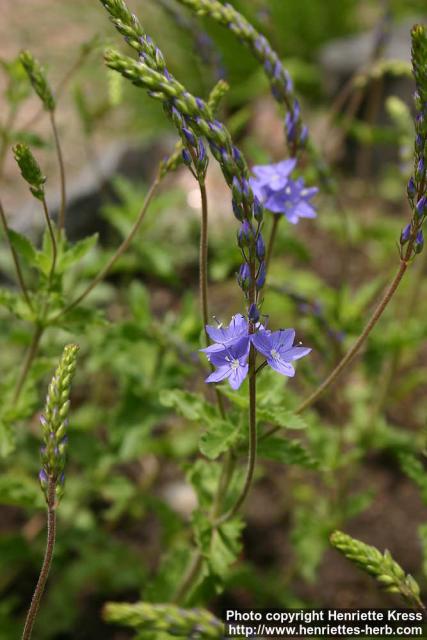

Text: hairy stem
xmin=0 ymin=199 xmax=33 ymax=310
xmin=49 ymin=112 xmax=66 ymax=234
xmin=13 ymin=325 xmax=43 ymax=405
xmin=42 ymin=197 xmax=57 ymax=285
xmin=199 ymin=182 xmax=209 ymax=332
xmin=215 ymin=347 xmax=257 ymax=525
xmin=373 ymin=245 xmax=427 ymax=417
xmin=52 ymin=175 xmax=160 ymax=320
xmin=22 ymin=479 xmax=56 ymax=640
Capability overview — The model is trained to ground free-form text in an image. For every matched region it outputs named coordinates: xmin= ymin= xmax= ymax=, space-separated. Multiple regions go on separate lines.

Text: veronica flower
xmin=205 ymin=337 xmax=250 ymax=389
xmin=251 ymin=329 xmax=311 ymax=377
xmin=250 ymin=160 xmax=318 ymax=224
xmin=202 ymin=314 xmax=249 ymax=355
xmin=250 ymin=158 xmax=296 ymax=201
xmin=265 ymin=178 xmax=318 ymax=224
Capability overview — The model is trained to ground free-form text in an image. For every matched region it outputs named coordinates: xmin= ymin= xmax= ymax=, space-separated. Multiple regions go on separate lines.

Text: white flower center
xmin=270 ymin=349 xmax=280 ymax=359
xmin=231 ymin=359 xmax=240 ymax=370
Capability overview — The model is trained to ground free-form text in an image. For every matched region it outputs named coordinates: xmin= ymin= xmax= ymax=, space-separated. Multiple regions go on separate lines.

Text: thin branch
xmin=0 ymin=199 xmax=33 ymax=310
xmin=13 ymin=325 xmax=43 ymax=405
xmin=41 ymin=197 xmax=57 ymax=285
xmin=52 ymin=174 xmax=161 ymax=320
xmin=265 ymin=214 xmax=280 ymax=273
xmin=294 ymin=258 xmax=409 ymax=415
xmin=49 ymin=112 xmax=66 ymax=233
xmin=22 ymin=478 xmax=57 ymax=640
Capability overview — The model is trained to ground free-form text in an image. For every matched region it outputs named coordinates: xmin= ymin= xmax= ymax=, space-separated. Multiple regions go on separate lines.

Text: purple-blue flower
xmin=251 ymin=329 xmax=311 ymax=377
xmin=202 ymin=314 xmax=249 ymax=356
xmin=265 ymin=178 xmax=318 ymax=224
xmin=250 ymin=160 xmax=318 ymax=224
xmin=250 ymin=158 xmax=296 ymax=200
xmin=205 ymin=337 xmax=250 ymax=390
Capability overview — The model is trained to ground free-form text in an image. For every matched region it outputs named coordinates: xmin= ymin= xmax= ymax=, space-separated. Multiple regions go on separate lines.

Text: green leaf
xmin=0 ymin=473 xmax=43 ymax=508
xmin=199 ymin=417 xmax=241 ymax=460
xmin=160 ymin=389 xmax=242 ymax=459
xmin=258 ymin=437 xmax=318 ymax=469
xmin=160 ymin=389 xmax=206 ymax=421
xmin=193 ymin=510 xmax=244 ymax=580
xmin=399 ymin=453 xmax=427 ymax=504
xmin=57 ymin=234 xmax=98 ymax=272
xmin=257 ymin=407 xmax=307 ymax=430
xmin=8 ymin=229 xmax=37 ymax=265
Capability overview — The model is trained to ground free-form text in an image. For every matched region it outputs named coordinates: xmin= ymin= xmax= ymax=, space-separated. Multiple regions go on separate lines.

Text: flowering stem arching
xmin=41 ymin=196 xmax=57 ymax=286
xmin=53 ymin=173 xmax=161 ymax=320
xmin=294 ymin=255 xmax=410 ymax=416
xmin=49 ymin=111 xmax=67 ymax=235
xmin=21 ymin=478 xmax=56 ymax=640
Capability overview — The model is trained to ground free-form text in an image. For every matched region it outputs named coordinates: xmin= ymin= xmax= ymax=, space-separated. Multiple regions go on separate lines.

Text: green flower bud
xmin=19 ymin=50 xmax=55 ymax=111
xmin=13 ymin=143 xmax=46 ymax=201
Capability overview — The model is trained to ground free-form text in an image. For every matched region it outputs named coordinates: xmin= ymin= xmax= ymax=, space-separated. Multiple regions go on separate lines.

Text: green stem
xmin=372 ymin=244 xmax=427 ymax=417
xmin=13 ymin=325 xmax=44 ymax=405
xmin=49 ymin=111 xmax=66 ymax=234
xmin=197 ymin=178 xmax=226 ymax=417
xmin=214 ymin=347 xmax=257 ymax=526
xmin=42 ymin=197 xmax=57 ymax=285
xmin=52 ymin=175 xmax=160 ymax=321
xmin=0 ymin=199 xmax=33 ymax=310
xmin=22 ymin=478 xmax=57 ymax=640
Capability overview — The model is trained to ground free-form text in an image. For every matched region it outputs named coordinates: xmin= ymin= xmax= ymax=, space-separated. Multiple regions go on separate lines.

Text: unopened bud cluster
xmin=401 ymin=25 xmax=427 ymax=257
xmin=331 ymin=530 xmax=422 ymax=608
xmin=104 ymin=602 xmax=223 ymax=639
xmin=175 ymin=0 xmax=307 ymax=154
xmin=101 ymin=0 xmax=266 ymax=317
xmin=19 ymin=50 xmax=55 ymax=111
xmin=39 ymin=344 xmax=79 ymax=503
xmin=13 ymin=143 xmax=46 ymax=201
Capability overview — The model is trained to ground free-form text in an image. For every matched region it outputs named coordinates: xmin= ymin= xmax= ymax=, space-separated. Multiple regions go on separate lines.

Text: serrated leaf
xmin=257 ymin=407 xmax=307 ymax=430
xmin=160 ymin=389 xmax=207 ymax=421
xmin=8 ymin=229 xmax=37 ymax=265
xmin=199 ymin=418 xmax=241 ymax=460
xmin=193 ymin=510 xmax=243 ymax=580
xmin=258 ymin=437 xmax=318 ymax=469
xmin=58 ymin=233 xmax=98 ymax=272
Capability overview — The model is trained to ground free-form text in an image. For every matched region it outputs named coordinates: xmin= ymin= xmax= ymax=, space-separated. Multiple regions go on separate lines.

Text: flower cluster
xmin=201 ymin=314 xmax=310 ymax=389
xmin=174 ymin=0 xmax=307 ymax=153
xmin=250 ymin=159 xmax=318 ymax=224
xmin=101 ymin=0 xmax=267 ymax=308
xmin=400 ymin=25 xmax=427 ymax=256
xmin=39 ymin=344 xmax=79 ymax=503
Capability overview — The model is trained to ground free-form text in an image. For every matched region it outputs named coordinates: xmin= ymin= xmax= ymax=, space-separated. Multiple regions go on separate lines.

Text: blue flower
xmin=205 ymin=337 xmax=250 ymax=390
xmin=265 ymin=178 xmax=318 ymax=224
xmin=250 ymin=160 xmax=318 ymax=224
xmin=202 ymin=314 xmax=249 ymax=356
xmin=250 ymin=158 xmax=296 ymax=200
xmin=251 ymin=329 xmax=311 ymax=377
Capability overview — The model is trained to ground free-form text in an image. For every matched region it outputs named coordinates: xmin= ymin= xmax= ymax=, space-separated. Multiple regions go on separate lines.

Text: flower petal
xmin=281 ymin=346 xmax=312 ymax=361
xmin=206 ymin=366 xmax=230 ymax=384
xmin=228 ymin=363 xmax=249 ymax=389
xmin=267 ymin=356 xmax=295 ymax=377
